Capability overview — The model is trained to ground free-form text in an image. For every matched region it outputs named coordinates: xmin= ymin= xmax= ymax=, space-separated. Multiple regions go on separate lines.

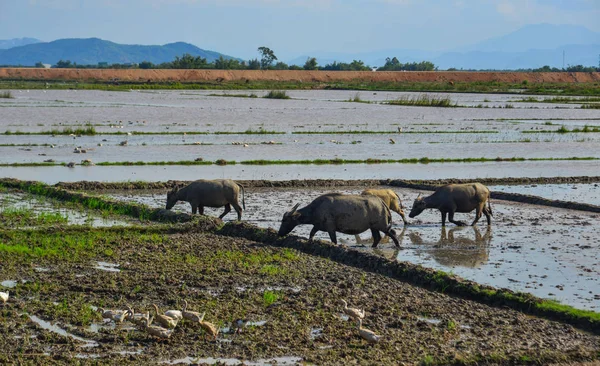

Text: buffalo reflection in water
xmin=408 ymin=226 xmax=492 ymax=268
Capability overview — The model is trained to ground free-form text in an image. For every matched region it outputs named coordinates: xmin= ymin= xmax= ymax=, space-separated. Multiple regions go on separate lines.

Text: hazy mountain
xmin=0 ymin=38 xmax=237 ymax=66
xmin=0 ymin=37 xmax=41 ymax=50
xmin=434 ymin=44 xmax=600 ymax=70
xmin=459 ymin=24 xmax=600 ymax=53
xmin=288 ymin=24 xmax=600 ymax=70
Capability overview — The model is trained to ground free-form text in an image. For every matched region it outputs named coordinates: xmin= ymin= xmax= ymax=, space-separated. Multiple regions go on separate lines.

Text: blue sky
xmin=1 ymin=0 xmax=598 ymax=60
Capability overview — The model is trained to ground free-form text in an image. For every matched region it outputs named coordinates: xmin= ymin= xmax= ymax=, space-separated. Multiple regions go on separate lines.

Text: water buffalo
xmin=278 ymin=193 xmax=400 ymax=248
xmin=166 ymin=179 xmax=245 ymax=220
xmin=361 ymin=188 xmax=408 ymax=225
xmin=408 ymin=183 xmax=492 ymax=226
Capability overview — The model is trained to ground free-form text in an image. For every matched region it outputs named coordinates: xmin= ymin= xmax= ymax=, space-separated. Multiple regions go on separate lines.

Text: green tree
xmin=303 ymin=57 xmax=318 ymax=70
xmin=258 ymin=46 xmax=278 ymax=69
xmin=54 ymin=60 xmax=73 ymax=68
xmin=273 ymin=61 xmax=289 ymax=70
xmin=35 ymin=61 xmax=44 ymax=68
xmin=247 ymin=58 xmax=261 ymax=70
xmin=139 ymin=61 xmax=154 ymax=69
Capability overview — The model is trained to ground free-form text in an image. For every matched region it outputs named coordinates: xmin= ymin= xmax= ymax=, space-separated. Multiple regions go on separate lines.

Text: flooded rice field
xmin=2 ymin=89 xmax=600 ymax=363
xmin=101 ymin=185 xmax=600 ymax=311
xmin=0 ymin=190 xmax=132 ymax=227
xmin=0 ymin=90 xmax=599 ymax=176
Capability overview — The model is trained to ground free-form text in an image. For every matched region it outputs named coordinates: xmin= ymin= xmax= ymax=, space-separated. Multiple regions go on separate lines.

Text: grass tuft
xmin=388 ymin=94 xmax=456 ymax=107
xmin=264 ymin=90 xmax=290 ymax=99
xmin=0 ymin=91 xmax=13 ymax=99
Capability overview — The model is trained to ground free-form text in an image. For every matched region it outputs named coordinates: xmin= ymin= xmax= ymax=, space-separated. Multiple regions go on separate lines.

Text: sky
xmin=0 ymin=0 xmax=599 ymax=60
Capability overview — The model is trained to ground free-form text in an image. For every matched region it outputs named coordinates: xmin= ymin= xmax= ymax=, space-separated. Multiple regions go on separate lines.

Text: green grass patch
xmin=0 ymin=91 xmax=13 ymax=98
xmin=292 ymin=130 xmax=498 ymax=134
xmin=582 ymin=104 xmax=600 ymax=109
xmin=387 ymin=94 xmax=456 ymax=107
xmin=522 ymin=125 xmax=600 ymax=133
xmin=262 ymin=290 xmax=282 ymax=307
xmin=264 ymin=90 xmax=290 ymax=99
xmin=0 ymin=207 xmax=68 ymax=227
xmin=2 ymin=79 xmax=600 ymax=96
xmin=3 ymin=156 xmax=599 ymax=168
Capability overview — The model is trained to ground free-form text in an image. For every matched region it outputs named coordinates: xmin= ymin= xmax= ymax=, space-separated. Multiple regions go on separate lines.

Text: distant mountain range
xmin=0 ymin=37 xmax=41 ymax=50
xmin=1 ymin=24 xmax=598 ymax=70
xmin=0 ymin=38 xmax=236 ymax=66
xmin=289 ymin=24 xmax=600 ymax=70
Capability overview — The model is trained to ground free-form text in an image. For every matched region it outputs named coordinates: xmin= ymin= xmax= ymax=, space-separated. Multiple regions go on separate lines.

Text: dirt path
xmin=1 ymin=67 xmax=599 ymax=83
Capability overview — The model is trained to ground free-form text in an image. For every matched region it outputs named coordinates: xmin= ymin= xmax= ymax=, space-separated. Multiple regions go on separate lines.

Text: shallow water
xmin=29 ymin=315 xmax=98 ymax=347
xmin=492 ymin=183 xmax=600 ymax=206
xmin=0 ymin=191 xmax=132 ymax=227
xmin=3 ymin=160 xmax=600 ymax=184
xmin=104 ymin=186 xmax=600 ymax=311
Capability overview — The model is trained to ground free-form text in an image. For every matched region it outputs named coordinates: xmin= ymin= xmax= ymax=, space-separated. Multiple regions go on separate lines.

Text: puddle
xmin=1 ymin=280 xmax=18 ymax=288
xmin=29 ymin=315 xmax=99 ymax=347
xmin=163 ymin=356 xmax=303 ymax=365
xmin=94 ymin=261 xmax=121 ymax=272
xmin=416 ymin=316 xmax=442 ymax=325
xmin=34 ymin=267 xmax=51 ymax=272
xmin=75 ymin=354 xmax=100 ymax=359
xmin=246 ymin=320 xmax=267 ymax=327
xmin=492 ymin=183 xmax=600 ymax=206
xmin=310 ymin=327 xmax=323 ymax=340
xmin=115 ymin=349 xmax=143 ymax=355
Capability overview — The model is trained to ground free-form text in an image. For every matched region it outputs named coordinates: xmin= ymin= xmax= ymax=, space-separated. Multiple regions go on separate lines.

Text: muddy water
xmin=103 ymin=186 xmax=600 ymax=311
xmin=2 ymin=136 xmax=599 ymax=165
xmin=0 ymin=191 xmax=131 ymax=227
xmin=3 ymin=160 xmax=600 ymax=184
xmin=493 ymin=183 xmax=600 ymax=206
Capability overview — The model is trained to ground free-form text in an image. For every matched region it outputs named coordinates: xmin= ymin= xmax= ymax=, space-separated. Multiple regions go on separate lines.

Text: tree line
xmin=46 ymin=46 xmax=598 ymax=72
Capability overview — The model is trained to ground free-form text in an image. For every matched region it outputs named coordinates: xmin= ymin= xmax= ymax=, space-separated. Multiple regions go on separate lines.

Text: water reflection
xmin=407 ymin=226 xmax=492 ymax=268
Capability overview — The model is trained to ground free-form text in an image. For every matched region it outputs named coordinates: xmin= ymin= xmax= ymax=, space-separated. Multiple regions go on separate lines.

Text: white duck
xmin=357 ymin=318 xmax=381 ymax=343
xmin=164 ymin=309 xmax=183 ymax=321
xmin=125 ymin=306 xmax=151 ymax=327
xmin=182 ymin=300 xmax=205 ymax=323
xmin=143 ymin=317 xmax=173 ymax=339
xmin=152 ymin=304 xmax=178 ymax=329
xmin=340 ymin=299 xmax=365 ymax=321
xmin=0 ymin=291 xmax=8 ymax=304
xmin=98 ymin=308 xmax=129 ymax=323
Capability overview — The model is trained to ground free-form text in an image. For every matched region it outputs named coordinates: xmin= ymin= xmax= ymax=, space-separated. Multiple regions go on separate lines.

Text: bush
xmin=264 ymin=90 xmax=290 ymax=99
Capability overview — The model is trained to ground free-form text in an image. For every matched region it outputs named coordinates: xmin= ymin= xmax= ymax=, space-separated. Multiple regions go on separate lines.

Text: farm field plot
xmin=102 ymin=184 xmax=600 ymax=311
xmin=0 ymin=190 xmax=599 ymax=364
xmin=1 ymin=87 xmax=600 ymax=364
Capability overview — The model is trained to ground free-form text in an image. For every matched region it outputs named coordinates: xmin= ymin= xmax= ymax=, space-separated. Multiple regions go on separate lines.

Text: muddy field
xmin=1 ymin=226 xmax=599 ymax=365
xmin=97 ymin=184 xmax=600 ymax=311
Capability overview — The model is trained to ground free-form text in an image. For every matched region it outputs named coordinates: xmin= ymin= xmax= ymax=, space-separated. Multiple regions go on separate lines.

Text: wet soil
xmin=1 ymin=230 xmax=599 ymax=365
xmin=98 ymin=185 xmax=600 ymax=311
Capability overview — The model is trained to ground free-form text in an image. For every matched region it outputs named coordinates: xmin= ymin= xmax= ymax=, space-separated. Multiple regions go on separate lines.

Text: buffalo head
xmin=278 ymin=203 xmax=301 ymax=237
xmin=409 ymin=194 xmax=427 ymax=218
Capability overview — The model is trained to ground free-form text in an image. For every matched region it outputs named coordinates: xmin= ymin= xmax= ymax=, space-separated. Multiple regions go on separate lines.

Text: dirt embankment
xmin=1 ymin=67 xmax=599 ymax=83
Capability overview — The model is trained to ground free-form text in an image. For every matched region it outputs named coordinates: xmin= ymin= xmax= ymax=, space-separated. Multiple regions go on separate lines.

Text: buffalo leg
xmin=371 ymin=229 xmax=382 ymax=248
xmin=231 ymin=202 xmax=243 ymax=221
xmin=219 ymin=204 xmax=231 ymax=219
xmin=327 ymin=231 xmax=337 ymax=244
xmin=399 ymin=211 xmax=408 ymax=225
xmin=309 ymin=227 xmax=319 ymax=240
xmin=441 ymin=211 xmax=447 ymax=227
xmin=483 ymin=206 xmax=492 ymax=225
xmin=191 ymin=204 xmax=198 ymax=214
xmin=471 ymin=204 xmax=483 ymax=226
xmin=198 ymin=206 xmax=204 ymax=215
xmin=386 ymin=228 xmax=401 ymax=248
xmin=448 ymin=211 xmax=467 ymax=226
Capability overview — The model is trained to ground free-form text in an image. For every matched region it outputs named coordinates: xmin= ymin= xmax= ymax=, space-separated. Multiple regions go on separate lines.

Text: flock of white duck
xmin=98 ymin=300 xmax=218 ymax=340
xmin=0 ymin=291 xmax=380 ymax=344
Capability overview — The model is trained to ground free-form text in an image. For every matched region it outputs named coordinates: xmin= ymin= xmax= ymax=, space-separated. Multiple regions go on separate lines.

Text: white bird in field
xmin=164 ymin=309 xmax=183 ymax=321
xmin=182 ymin=300 xmax=205 ymax=322
xmin=397 ymin=127 xmax=403 ymax=133
xmin=0 ymin=291 xmax=9 ymax=304
xmin=357 ymin=318 xmax=381 ymax=343
xmin=340 ymin=299 xmax=365 ymax=321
